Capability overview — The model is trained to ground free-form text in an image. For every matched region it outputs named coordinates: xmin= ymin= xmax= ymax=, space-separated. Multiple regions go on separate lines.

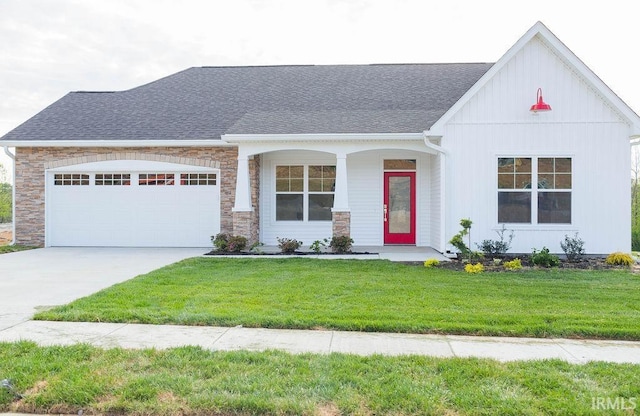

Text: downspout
xmin=422 ymin=132 xmax=449 ymax=254
xmin=3 ymin=146 xmax=15 ymax=245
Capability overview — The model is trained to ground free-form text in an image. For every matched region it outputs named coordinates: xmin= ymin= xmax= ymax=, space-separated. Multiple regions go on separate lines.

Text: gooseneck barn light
xmin=530 ymin=88 xmax=552 ymax=113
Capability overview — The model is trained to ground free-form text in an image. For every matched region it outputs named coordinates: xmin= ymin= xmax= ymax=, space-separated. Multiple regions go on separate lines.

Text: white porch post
xmin=233 ymin=153 xmax=252 ymax=212
xmin=332 ymin=153 xmax=351 ymax=238
xmin=232 ymin=151 xmax=257 ymax=243
xmin=332 ymin=153 xmax=349 ymax=211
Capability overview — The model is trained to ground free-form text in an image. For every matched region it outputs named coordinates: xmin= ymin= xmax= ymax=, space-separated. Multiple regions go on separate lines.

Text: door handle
xmin=383 ymin=204 xmax=388 ymax=222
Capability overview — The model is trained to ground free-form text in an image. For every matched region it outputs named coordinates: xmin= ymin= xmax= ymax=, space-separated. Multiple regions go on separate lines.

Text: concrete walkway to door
xmin=0 ymin=247 xmax=206 ymax=330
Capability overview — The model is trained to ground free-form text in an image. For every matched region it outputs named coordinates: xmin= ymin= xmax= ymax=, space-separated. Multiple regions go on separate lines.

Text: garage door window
xmin=54 ymin=174 xmax=89 ymax=186
xmin=139 ymin=173 xmax=175 ymax=185
xmin=180 ymin=173 xmax=217 ymax=185
xmin=95 ymin=173 xmax=131 ymax=186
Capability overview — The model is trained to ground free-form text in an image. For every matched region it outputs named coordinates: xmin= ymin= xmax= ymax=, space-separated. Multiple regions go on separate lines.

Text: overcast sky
xmin=1 ymin=0 xmax=639 ymax=179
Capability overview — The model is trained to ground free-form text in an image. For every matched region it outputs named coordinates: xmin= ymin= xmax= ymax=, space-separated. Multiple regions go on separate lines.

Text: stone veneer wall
xmin=332 ymin=211 xmax=351 ymax=238
xmin=13 ymin=146 xmax=257 ymax=247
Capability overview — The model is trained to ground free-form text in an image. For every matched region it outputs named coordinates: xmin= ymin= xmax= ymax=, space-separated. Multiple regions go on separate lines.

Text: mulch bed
xmin=205 ymin=250 xmax=377 ymax=256
xmin=434 ymin=255 xmax=625 ymax=272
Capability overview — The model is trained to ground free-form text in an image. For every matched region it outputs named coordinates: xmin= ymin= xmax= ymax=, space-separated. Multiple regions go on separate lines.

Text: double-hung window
xmin=275 ymin=165 xmax=335 ymax=221
xmin=498 ymin=157 xmax=571 ymax=224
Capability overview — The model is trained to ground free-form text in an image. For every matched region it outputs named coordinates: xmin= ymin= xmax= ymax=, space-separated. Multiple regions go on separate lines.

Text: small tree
xmin=449 ymin=218 xmax=472 ymax=260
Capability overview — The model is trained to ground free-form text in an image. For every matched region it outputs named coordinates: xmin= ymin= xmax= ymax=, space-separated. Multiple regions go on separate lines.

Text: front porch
xmin=224 ymin=134 xmax=448 ymax=252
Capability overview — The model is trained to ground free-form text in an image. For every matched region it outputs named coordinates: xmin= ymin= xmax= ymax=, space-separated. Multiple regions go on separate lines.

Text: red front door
xmin=383 ymin=172 xmax=416 ymax=244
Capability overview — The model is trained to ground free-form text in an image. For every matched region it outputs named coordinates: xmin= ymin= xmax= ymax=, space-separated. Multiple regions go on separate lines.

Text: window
xmin=537 ymin=158 xmax=571 ymax=224
xmin=498 ymin=157 xmax=571 ymax=224
xmin=383 ymin=159 xmax=416 ymax=170
xmin=54 ymin=174 xmax=89 ymax=186
xmin=95 ymin=173 xmax=131 ymax=186
xmin=180 ymin=173 xmax=217 ymax=185
xmin=308 ymin=165 xmax=335 ymax=221
xmin=498 ymin=158 xmax=532 ymax=223
xmin=275 ymin=165 xmax=335 ymax=221
xmin=139 ymin=173 xmax=174 ymax=185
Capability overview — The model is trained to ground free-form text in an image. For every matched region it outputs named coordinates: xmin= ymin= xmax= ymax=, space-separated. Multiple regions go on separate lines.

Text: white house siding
xmin=429 ymin=152 xmax=442 ymax=251
xmin=260 ymin=149 xmax=432 ymax=246
xmin=442 ymin=36 xmax=632 ymax=254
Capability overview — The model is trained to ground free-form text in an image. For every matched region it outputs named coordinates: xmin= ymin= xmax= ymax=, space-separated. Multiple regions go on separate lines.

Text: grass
xmin=35 ymin=258 xmax=640 ymax=340
xmin=0 ymin=244 xmax=36 ymax=254
xmin=0 ymin=341 xmax=638 ymax=415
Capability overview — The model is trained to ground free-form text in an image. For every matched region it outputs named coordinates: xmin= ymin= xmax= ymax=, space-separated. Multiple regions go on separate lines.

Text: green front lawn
xmin=35 ymin=258 xmax=640 ymax=340
xmin=1 ymin=342 xmax=638 ymax=415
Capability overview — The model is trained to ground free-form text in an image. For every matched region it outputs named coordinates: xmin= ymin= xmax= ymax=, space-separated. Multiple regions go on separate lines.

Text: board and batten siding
xmin=260 ymin=149 xmax=432 ymax=246
xmin=429 ymin=152 xmax=442 ymax=251
xmin=442 ymin=36 xmax=632 ymax=254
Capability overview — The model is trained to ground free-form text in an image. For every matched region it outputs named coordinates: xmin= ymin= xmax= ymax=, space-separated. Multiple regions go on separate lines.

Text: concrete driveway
xmin=0 ymin=247 xmax=206 ymax=330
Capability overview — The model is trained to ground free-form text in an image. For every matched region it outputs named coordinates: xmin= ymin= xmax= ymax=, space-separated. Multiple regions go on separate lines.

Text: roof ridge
xmin=196 ymin=62 xmax=494 ymax=69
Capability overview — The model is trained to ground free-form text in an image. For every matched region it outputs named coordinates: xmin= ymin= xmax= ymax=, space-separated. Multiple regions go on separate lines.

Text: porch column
xmin=233 ymin=154 xmax=252 ymax=212
xmin=332 ymin=153 xmax=351 ymax=237
xmin=232 ymin=153 xmax=256 ymax=243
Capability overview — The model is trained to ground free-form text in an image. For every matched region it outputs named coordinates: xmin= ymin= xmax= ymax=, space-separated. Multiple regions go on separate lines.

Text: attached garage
xmin=45 ymin=160 xmax=220 ymax=247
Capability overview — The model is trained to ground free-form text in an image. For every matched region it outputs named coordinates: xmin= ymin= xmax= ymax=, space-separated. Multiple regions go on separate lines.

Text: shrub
xmin=227 ymin=236 xmax=248 ymax=253
xmin=531 ymin=247 xmax=560 ymax=268
xmin=476 ymin=225 xmax=514 ymax=256
xmin=310 ymin=240 xmax=326 ymax=254
xmin=0 ymin=182 xmax=11 ymax=223
xmin=464 ymin=263 xmax=484 ymax=274
xmin=503 ymin=258 xmax=523 ymax=271
xmin=328 ymin=235 xmax=354 ymax=254
xmin=560 ymin=232 xmax=585 ymax=262
xmin=249 ymin=241 xmax=264 ymax=254
xmin=424 ymin=259 xmax=439 ymax=268
xmin=605 ymin=252 xmax=634 ymax=266
xmin=277 ymin=237 xmax=302 ymax=254
xmin=211 ymin=233 xmax=247 ymax=253
xmin=212 ymin=233 xmax=230 ymax=251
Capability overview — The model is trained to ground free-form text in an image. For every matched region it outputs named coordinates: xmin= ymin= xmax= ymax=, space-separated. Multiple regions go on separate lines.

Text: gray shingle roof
xmin=0 ymin=63 xmax=493 ymax=142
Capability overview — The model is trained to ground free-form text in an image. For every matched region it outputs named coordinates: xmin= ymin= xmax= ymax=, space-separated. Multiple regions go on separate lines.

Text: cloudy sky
xmin=1 ymin=0 xmax=639 ymax=179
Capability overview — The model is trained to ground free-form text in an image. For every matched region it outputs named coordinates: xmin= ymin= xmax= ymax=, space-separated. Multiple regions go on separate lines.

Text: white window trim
xmin=496 ymin=155 xmax=573 ymax=228
xmin=274 ymin=164 xmax=335 ymax=222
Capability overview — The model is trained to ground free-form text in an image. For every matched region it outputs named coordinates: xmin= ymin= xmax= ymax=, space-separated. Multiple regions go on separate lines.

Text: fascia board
xmin=221 ymin=132 xmax=425 ymax=143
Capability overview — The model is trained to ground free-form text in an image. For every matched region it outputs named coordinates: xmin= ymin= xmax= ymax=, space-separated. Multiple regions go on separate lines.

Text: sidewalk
xmin=1 ymin=320 xmax=639 ymax=364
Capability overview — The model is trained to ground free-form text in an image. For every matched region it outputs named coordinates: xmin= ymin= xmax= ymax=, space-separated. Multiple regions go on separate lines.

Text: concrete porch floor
xmin=236 ymin=245 xmax=450 ymax=262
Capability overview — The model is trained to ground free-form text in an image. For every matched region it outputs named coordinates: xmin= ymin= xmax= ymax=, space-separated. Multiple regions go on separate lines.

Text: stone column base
xmin=232 ymin=210 xmax=258 ymax=245
xmin=332 ymin=211 xmax=351 ymax=237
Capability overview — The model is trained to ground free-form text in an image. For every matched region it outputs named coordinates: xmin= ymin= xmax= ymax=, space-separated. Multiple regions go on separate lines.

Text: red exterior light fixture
xmin=530 ymin=88 xmax=552 ymax=113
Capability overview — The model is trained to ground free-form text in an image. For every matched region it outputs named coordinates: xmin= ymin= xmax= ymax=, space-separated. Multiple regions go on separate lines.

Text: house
xmin=2 ymin=22 xmax=639 ymax=253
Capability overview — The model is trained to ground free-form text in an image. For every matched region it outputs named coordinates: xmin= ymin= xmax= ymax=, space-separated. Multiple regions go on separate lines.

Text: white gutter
xmin=2 ymin=146 xmax=15 ymax=245
xmin=3 ymin=146 xmax=14 ymax=160
xmin=0 ymin=140 xmax=236 ymax=148
xmin=423 ymin=132 xmax=448 ymax=253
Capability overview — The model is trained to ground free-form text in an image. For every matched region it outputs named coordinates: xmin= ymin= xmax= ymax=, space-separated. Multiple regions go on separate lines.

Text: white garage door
xmin=46 ymin=160 xmax=220 ymax=247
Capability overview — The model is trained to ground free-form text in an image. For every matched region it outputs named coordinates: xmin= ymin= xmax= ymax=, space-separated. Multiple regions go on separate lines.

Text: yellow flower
xmin=464 ymin=263 xmax=484 ymax=274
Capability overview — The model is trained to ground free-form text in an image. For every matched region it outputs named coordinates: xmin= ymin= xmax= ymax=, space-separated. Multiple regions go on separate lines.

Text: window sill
xmin=495 ymin=224 xmax=576 ymax=232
